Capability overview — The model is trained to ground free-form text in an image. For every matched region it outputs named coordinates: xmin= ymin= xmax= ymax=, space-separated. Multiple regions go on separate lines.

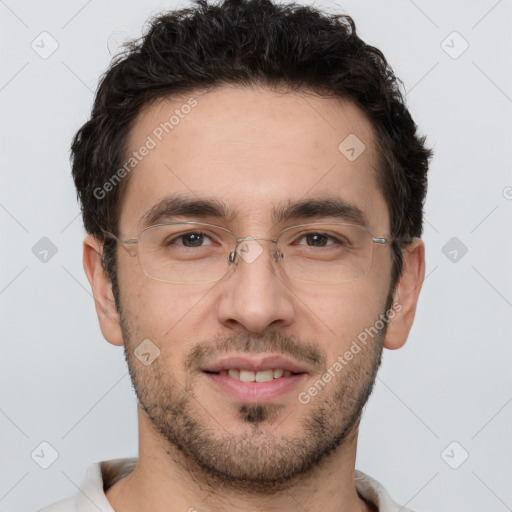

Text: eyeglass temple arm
xmin=99 ymin=230 xmax=132 ymax=243
xmin=100 ymin=231 xmax=139 ymax=256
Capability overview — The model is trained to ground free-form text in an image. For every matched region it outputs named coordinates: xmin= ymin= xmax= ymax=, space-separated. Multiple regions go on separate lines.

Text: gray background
xmin=1 ymin=0 xmax=511 ymax=511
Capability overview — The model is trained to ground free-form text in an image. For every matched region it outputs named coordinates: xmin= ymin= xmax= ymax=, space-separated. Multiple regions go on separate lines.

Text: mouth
xmin=203 ymin=368 xmax=300 ymax=381
xmin=200 ymin=355 xmax=310 ymax=403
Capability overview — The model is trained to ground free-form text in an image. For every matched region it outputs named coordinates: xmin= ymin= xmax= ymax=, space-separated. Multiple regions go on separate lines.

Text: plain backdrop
xmin=1 ymin=1 xmax=511 ymax=511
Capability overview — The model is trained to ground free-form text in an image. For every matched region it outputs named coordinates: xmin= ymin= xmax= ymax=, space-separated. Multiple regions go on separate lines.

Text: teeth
xmin=239 ymin=370 xmax=255 ymax=382
xmin=228 ymin=369 xmax=240 ymax=380
xmin=217 ymin=369 xmax=294 ymax=381
xmin=255 ymin=369 xmax=274 ymax=382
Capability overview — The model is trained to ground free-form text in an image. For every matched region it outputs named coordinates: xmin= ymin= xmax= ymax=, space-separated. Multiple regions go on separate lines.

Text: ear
xmin=83 ymin=235 xmax=124 ymax=347
xmin=383 ymin=237 xmax=425 ymax=350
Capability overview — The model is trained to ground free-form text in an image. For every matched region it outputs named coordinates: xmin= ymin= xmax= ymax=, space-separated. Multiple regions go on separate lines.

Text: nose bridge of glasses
xmin=230 ymin=236 xmax=282 ymax=266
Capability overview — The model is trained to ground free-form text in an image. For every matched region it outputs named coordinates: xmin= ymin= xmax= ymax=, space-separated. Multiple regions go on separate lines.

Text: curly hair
xmin=71 ymin=0 xmax=432 ymax=308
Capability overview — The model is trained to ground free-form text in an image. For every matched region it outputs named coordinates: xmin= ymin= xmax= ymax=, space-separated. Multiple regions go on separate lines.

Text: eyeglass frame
xmin=101 ymin=221 xmax=392 ymax=285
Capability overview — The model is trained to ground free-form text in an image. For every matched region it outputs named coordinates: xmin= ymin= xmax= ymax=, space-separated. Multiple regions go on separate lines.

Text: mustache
xmin=184 ymin=331 xmax=326 ymax=372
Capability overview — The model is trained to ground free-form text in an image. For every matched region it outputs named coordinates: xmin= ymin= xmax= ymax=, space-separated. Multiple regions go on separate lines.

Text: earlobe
xmin=83 ymin=235 xmax=124 ymax=347
xmin=383 ymin=237 xmax=426 ymax=350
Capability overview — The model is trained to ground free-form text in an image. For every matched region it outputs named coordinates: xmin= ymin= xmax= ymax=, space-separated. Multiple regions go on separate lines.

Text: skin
xmin=83 ymin=85 xmax=425 ymax=512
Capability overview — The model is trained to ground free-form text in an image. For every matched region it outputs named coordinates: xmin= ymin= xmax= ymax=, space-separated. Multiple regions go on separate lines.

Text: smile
xmin=206 ymin=368 xmax=297 ymax=382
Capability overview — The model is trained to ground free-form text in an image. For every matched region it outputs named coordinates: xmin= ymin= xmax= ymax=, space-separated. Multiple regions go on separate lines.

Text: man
xmin=40 ymin=0 xmax=431 ymax=510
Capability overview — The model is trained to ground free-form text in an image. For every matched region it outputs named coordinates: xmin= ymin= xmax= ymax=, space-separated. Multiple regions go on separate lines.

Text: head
xmin=76 ymin=0 xmax=431 ymax=492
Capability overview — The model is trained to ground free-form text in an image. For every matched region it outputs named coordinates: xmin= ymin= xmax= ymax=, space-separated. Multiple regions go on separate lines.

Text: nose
xmin=216 ymin=238 xmax=295 ymax=334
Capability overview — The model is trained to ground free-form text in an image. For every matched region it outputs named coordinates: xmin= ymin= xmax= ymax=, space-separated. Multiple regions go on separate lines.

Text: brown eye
xmin=166 ymin=231 xmax=214 ymax=247
xmin=304 ymin=233 xmax=328 ymax=246
xmin=296 ymin=232 xmax=345 ymax=247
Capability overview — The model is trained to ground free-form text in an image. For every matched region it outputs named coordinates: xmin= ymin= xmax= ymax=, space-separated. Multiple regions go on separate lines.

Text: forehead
xmin=119 ymin=85 xmax=389 ymax=235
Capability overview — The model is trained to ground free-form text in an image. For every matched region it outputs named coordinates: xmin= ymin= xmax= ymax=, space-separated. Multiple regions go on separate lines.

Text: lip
xmin=202 ymin=371 xmax=308 ymax=403
xmin=200 ymin=354 xmax=311 ymax=403
xmin=200 ymin=354 xmax=311 ymax=374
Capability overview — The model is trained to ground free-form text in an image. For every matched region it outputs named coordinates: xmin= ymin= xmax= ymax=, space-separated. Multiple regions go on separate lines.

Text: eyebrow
xmin=140 ymin=193 xmax=370 ymax=231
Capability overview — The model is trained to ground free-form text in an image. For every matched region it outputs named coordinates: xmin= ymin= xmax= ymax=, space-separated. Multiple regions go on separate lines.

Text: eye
xmin=166 ymin=231 xmax=215 ymax=248
xmin=295 ymin=232 xmax=345 ymax=247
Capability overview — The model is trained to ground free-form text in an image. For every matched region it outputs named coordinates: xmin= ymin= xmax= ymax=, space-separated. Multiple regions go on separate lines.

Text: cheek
xmin=294 ymin=281 xmax=387 ymax=358
xmin=118 ymin=259 xmax=217 ymax=342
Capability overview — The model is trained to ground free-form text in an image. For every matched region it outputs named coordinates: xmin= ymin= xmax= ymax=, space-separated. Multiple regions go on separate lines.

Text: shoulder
xmin=355 ymin=470 xmax=415 ymax=512
xmin=36 ymin=496 xmax=76 ymax=512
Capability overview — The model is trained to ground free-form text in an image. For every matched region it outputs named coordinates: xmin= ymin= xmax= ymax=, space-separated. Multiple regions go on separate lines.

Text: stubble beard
xmin=119 ymin=304 xmax=389 ymax=494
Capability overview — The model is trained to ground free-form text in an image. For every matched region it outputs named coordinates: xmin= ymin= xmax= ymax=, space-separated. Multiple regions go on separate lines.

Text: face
xmin=113 ymin=85 xmax=395 ymax=491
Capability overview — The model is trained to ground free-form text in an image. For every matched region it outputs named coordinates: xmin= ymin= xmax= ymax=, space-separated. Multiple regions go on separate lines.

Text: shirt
xmin=37 ymin=458 xmax=414 ymax=512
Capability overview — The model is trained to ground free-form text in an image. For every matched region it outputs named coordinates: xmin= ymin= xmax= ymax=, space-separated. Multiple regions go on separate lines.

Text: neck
xmin=106 ymin=406 xmax=373 ymax=512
